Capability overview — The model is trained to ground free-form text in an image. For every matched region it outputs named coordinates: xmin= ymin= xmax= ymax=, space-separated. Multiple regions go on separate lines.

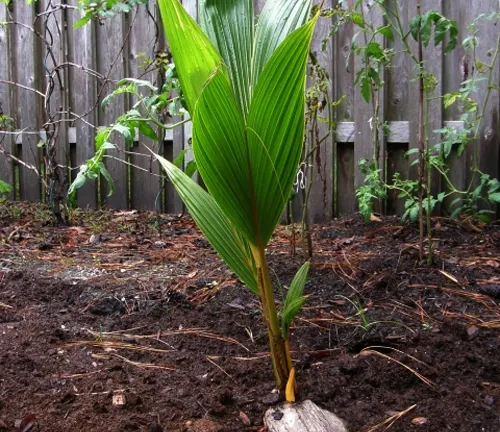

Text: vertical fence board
xmin=157 ymin=12 xmax=182 ymax=214
xmin=373 ymin=5 xmax=386 ymax=214
xmin=352 ymin=0 xmax=371 ymax=198
xmin=353 ymin=2 xmax=380 ymax=197
xmin=129 ymin=3 xmax=161 ymax=211
xmin=96 ymin=15 xmax=128 ymax=209
xmin=66 ymin=0 xmax=97 ymax=208
xmin=442 ymin=1 xmax=469 ymax=213
xmin=337 ymin=142 xmax=356 ymax=215
xmin=406 ymin=0 xmax=444 ymax=206
xmin=385 ymin=0 xmax=410 ymax=215
xmin=0 ymin=3 xmax=14 ymax=199
xmin=334 ymin=0 xmax=356 ymax=215
xmin=386 ymin=143 xmax=408 ymax=215
xmin=424 ymin=0 xmax=443 ymax=210
xmin=469 ymin=1 xmax=500 ymax=213
xmin=12 ymin=1 xmax=41 ymax=201
xmin=306 ymin=0 xmax=334 ymax=223
xmin=407 ymin=2 xmax=420 ymax=183
xmin=386 ymin=0 xmax=410 ymax=122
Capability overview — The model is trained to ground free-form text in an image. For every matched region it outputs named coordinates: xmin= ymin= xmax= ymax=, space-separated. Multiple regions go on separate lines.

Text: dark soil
xmin=1 ymin=202 xmax=499 ymax=431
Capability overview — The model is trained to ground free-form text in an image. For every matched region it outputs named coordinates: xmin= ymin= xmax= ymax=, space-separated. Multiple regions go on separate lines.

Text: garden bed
xmin=0 ymin=202 xmax=499 ymax=431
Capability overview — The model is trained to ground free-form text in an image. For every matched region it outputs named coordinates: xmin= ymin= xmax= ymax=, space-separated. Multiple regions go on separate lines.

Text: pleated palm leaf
xmin=156 ymin=0 xmax=317 ymax=400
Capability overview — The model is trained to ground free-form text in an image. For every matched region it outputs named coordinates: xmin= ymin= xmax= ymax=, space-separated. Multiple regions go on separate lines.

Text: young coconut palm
xmin=156 ymin=0 xmax=318 ymax=402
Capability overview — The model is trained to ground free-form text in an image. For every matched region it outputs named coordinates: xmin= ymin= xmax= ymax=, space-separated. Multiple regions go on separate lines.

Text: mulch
xmin=0 ymin=201 xmax=499 ymax=431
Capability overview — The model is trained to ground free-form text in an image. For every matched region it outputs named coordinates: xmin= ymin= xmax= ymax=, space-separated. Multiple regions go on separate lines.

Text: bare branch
xmin=104 ymin=155 xmax=165 ymax=178
xmin=0 ymin=80 xmax=46 ymax=99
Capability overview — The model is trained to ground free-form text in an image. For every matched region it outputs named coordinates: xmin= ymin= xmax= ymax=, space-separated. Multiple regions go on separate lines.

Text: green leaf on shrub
xmin=137 ymin=122 xmax=158 ymax=141
xmin=376 ymin=25 xmax=394 ymax=40
xmin=351 ymin=12 xmax=365 ymax=28
xmin=99 ymin=163 xmax=115 ymax=197
xmin=0 ymin=180 xmax=13 ymax=194
xmin=489 ymin=192 xmax=500 ymax=203
xmin=361 ymin=75 xmax=371 ymax=103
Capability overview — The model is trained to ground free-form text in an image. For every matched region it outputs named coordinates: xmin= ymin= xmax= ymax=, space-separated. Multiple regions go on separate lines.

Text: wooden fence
xmin=0 ymin=0 xmax=499 ymax=221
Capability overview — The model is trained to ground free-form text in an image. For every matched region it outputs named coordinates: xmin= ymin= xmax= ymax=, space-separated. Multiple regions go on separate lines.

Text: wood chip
xmin=112 ymin=391 xmax=126 ymax=407
xmin=467 ymin=325 xmax=479 ymax=338
xmin=412 ymin=417 xmax=428 ymax=425
xmin=239 ymin=411 xmax=251 ymax=426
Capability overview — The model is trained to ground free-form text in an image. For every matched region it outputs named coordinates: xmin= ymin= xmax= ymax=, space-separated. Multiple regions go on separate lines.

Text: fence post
xmin=0 ymin=2 xmax=14 ymax=199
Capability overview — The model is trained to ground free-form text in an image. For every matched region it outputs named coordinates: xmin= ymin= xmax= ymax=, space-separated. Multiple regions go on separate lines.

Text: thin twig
xmin=0 ymin=80 xmax=46 ymax=99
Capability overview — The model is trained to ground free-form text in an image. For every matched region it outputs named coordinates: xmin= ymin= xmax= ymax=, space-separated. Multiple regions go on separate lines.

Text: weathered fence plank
xmin=306 ymin=0 xmax=334 ymax=223
xmin=353 ymin=0 xmax=385 ymax=197
xmin=407 ymin=1 xmax=421 ymax=185
xmin=154 ymin=5 xmax=180 ymax=214
xmin=12 ymin=0 xmax=41 ymax=201
xmin=425 ymin=0 xmax=444 ymax=210
xmin=337 ymin=122 xmax=460 ymax=146
xmin=66 ymin=0 xmax=98 ymax=208
xmin=372 ymin=3 xmax=387 ymax=215
xmin=385 ymin=0 xmax=410 ymax=215
xmin=128 ymin=2 xmax=162 ymax=211
xmin=442 ymin=1 xmax=468 ymax=213
xmin=470 ymin=0 xmax=500 ymax=216
xmin=96 ymin=14 xmax=128 ymax=209
xmin=0 ymin=3 xmax=14 ymax=199
xmin=352 ymin=4 xmax=372 ymax=195
xmin=405 ymin=0 xmax=444 ymax=211
xmin=337 ymin=142 xmax=356 ymax=216
xmin=334 ymin=0 xmax=356 ymax=215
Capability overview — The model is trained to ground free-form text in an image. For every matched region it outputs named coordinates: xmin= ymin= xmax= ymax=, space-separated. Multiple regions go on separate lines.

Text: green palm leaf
xmin=247 ymin=18 xmax=317 ymax=245
xmin=253 ymin=0 xmax=313 ymax=86
xmin=192 ymin=67 xmax=257 ymax=242
xmin=199 ymin=0 xmax=253 ymax=116
xmin=198 ymin=0 xmax=311 ymax=118
xmin=192 ymin=20 xmax=317 ymax=246
xmin=281 ymin=261 xmax=310 ymax=339
xmin=155 ymin=154 xmax=258 ymax=293
xmin=158 ymin=0 xmax=223 ymax=114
